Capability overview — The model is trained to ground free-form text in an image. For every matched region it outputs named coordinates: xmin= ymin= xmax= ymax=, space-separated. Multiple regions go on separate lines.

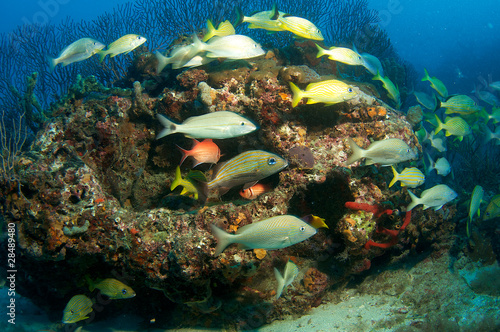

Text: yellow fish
xmin=277 ymin=14 xmax=324 ymax=40
xmin=467 ymin=185 xmax=484 ymax=237
xmin=483 ymin=194 xmax=500 ymax=221
xmin=86 ymin=276 xmax=136 ymax=299
xmin=289 ymin=80 xmax=357 ymax=107
xmin=202 ymin=20 xmax=235 ymax=42
xmin=439 ymin=95 xmax=481 ymax=115
xmin=433 ymin=115 xmax=471 ymax=141
xmin=235 ymin=5 xmax=287 ymax=32
xmin=389 ymin=166 xmax=425 ymax=188
xmin=422 ymin=68 xmax=448 ymax=98
xmin=62 ymin=294 xmax=93 ymax=324
xmin=315 ymin=44 xmax=363 ymax=66
xmin=170 ymin=166 xmax=207 ymax=201
xmin=373 ymin=71 xmax=400 ymax=109
xmin=98 ymin=34 xmax=147 ymax=62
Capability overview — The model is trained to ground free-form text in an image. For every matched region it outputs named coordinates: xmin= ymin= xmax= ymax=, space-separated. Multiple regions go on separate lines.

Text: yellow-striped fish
xmin=289 ymin=80 xmax=357 ymax=107
xmin=210 ymin=215 xmax=317 ymax=256
xmin=433 ymin=115 xmax=471 ymax=141
xmin=170 ymin=166 xmax=207 ymax=201
xmin=98 ymin=34 xmax=147 ymax=63
xmin=276 ymin=12 xmax=324 ymax=40
xmin=373 ymin=71 xmax=400 ymax=109
xmin=346 ymin=137 xmax=416 ymax=166
xmin=439 ymin=95 xmax=481 ymax=115
xmin=47 ymin=37 xmax=105 ymax=72
xmin=467 ymin=185 xmax=484 ymax=237
xmin=62 ymin=294 xmax=93 ymax=324
xmin=86 ymin=277 xmax=136 ymax=299
xmin=389 ymin=166 xmax=425 ymax=188
xmin=208 ymin=150 xmax=288 ymax=195
xmin=484 ymin=194 xmax=500 ymax=221
xmin=422 ymin=68 xmax=448 ymax=98
xmin=156 ymin=111 xmax=257 ymax=139
xmin=407 ymin=184 xmax=457 ymax=211
xmin=234 ymin=6 xmax=287 ymax=31
xmin=274 ymin=259 xmax=299 ymax=299
xmin=203 ymin=20 xmax=235 ymax=42
xmin=315 ymin=44 xmax=363 ymax=66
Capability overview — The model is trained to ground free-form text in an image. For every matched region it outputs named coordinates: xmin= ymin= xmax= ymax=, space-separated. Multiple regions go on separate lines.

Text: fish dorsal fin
xmin=270 ymin=4 xmax=279 ymax=20
xmin=191 ymin=138 xmax=201 ymax=147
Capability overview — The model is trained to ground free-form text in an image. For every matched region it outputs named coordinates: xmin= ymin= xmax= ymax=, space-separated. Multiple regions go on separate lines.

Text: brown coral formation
xmin=0 ymin=50 xmax=455 ymax=330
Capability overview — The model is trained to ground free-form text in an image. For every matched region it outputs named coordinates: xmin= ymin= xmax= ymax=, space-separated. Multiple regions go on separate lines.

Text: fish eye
xmin=70 ymin=310 xmax=74 ymax=314
xmin=348 ymin=87 xmax=353 ymax=93
xmin=122 ymin=289 xmax=127 ymax=295
xmin=240 ymin=122 xmax=246 ymax=126
xmin=299 ymin=226 xmax=306 ymax=232
xmin=268 ymin=157 xmax=276 ymax=165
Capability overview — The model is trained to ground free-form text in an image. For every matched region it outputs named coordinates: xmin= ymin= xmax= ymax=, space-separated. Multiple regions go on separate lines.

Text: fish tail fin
xmin=97 ymin=50 xmax=107 ymax=63
xmin=156 ymin=114 xmax=178 ymax=139
xmin=84 ymin=274 xmax=95 ymax=292
xmin=425 ymin=152 xmax=435 ymax=175
xmin=433 ymin=114 xmax=443 ymax=135
xmin=289 ymin=82 xmax=303 ymax=107
xmin=210 ymin=224 xmax=233 ymax=256
xmin=203 ymin=19 xmax=216 ymax=42
xmin=389 ymin=166 xmax=399 ymax=188
xmin=170 ymin=166 xmax=183 ymax=191
xmin=270 ymin=3 xmax=279 ymax=20
xmin=155 ymin=51 xmax=170 ymax=74
xmin=406 ymin=190 xmax=420 ymax=211
xmin=176 ymin=145 xmax=190 ymax=166
xmin=422 ymin=68 xmax=430 ymax=82
xmin=234 ymin=7 xmax=244 ymax=26
xmin=46 ymin=55 xmax=57 ymax=73
xmin=346 ymin=137 xmax=365 ymax=166
xmin=274 ymin=267 xmax=285 ymax=299
xmin=315 ymin=43 xmax=326 ymax=58
xmin=372 ymin=70 xmax=382 ymax=82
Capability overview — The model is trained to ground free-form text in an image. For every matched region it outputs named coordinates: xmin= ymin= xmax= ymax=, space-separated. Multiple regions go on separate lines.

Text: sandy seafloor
xmin=1 ymin=250 xmax=499 ymax=332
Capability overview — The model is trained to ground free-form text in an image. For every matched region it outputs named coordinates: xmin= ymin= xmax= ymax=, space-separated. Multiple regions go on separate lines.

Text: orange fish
xmin=178 ymin=139 xmax=221 ymax=167
xmin=239 ymin=183 xmax=271 ymax=200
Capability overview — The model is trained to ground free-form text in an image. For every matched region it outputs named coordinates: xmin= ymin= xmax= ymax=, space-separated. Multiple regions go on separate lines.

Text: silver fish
xmin=274 ymin=259 xmax=299 ymax=299
xmin=346 ymin=137 xmax=417 ymax=166
xmin=204 ymin=34 xmax=265 ymax=59
xmin=47 ymin=37 xmax=105 ymax=72
xmin=211 ymin=215 xmax=317 ymax=256
xmin=156 ymin=111 xmax=257 ymax=139
xmin=407 ymin=184 xmax=457 ymax=211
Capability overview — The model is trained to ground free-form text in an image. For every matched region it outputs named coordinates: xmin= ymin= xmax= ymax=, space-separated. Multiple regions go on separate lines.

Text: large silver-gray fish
xmin=156 ymin=111 xmax=257 ymax=139
xmin=47 ymin=37 xmax=105 ymax=72
xmin=208 ymin=150 xmax=288 ymax=194
xmin=204 ymin=34 xmax=265 ymax=59
xmin=346 ymin=137 xmax=416 ymax=166
xmin=407 ymin=184 xmax=457 ymax=211
xmin=211 ymin=215 xmax=317 ymax=256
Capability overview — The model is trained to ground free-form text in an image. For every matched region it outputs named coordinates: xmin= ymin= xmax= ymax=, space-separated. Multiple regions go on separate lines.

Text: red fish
xmin=239 ymin=183 xmax=271 ymax=200
xmin=178 ymin=139 xmax=221 ymax=167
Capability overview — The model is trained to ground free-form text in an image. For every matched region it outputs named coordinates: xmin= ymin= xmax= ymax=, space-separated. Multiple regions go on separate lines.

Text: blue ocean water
xmin=1 ymin=1 xmax=500 ymax=331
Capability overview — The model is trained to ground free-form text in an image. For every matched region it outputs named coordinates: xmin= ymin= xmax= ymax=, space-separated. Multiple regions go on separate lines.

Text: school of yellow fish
xmin=51 ymin=4 xmax=500 ymax=326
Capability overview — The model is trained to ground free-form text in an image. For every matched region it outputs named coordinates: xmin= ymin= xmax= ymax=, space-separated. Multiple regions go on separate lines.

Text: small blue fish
xmin=211 ymin=215 xmax=317 ymax=256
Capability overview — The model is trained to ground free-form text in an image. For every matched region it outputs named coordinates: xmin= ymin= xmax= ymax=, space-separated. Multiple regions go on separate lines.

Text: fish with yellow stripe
xmin=203 ymin=20 xmax=235 ymax=42
xmin=315 ymin=44 xmax=363 ymax=66
xmin=389 ymin=166 xmax=425 ymax=188
xmin=210 ymin=215 xmax=317 ymax=256
xmin=234 ymin=6 xmax=286 ymax=32
xmin=433 ymin=114 xmax=471 ymax=141
xmin=86 ymin=276 xmax=136 ymax=299
xmin=208 ymin=150 xmax=287 ymax=195
xmin=438 ymin=95 xmax=482 ymax=115
xmin=98 ymin=34 xmax=147 ymax=63
xmin=62 ymin=294 xmax=93 ymax=324
xmin=484 ymin=194 xmax=500 ymax=221
xmin=207 ymin=150 xmax=288 ymax=195
xmin=170 ymin=166 xmax=208 ymax=202
xmin=289 ymin=80 xmax=357 ymax=107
